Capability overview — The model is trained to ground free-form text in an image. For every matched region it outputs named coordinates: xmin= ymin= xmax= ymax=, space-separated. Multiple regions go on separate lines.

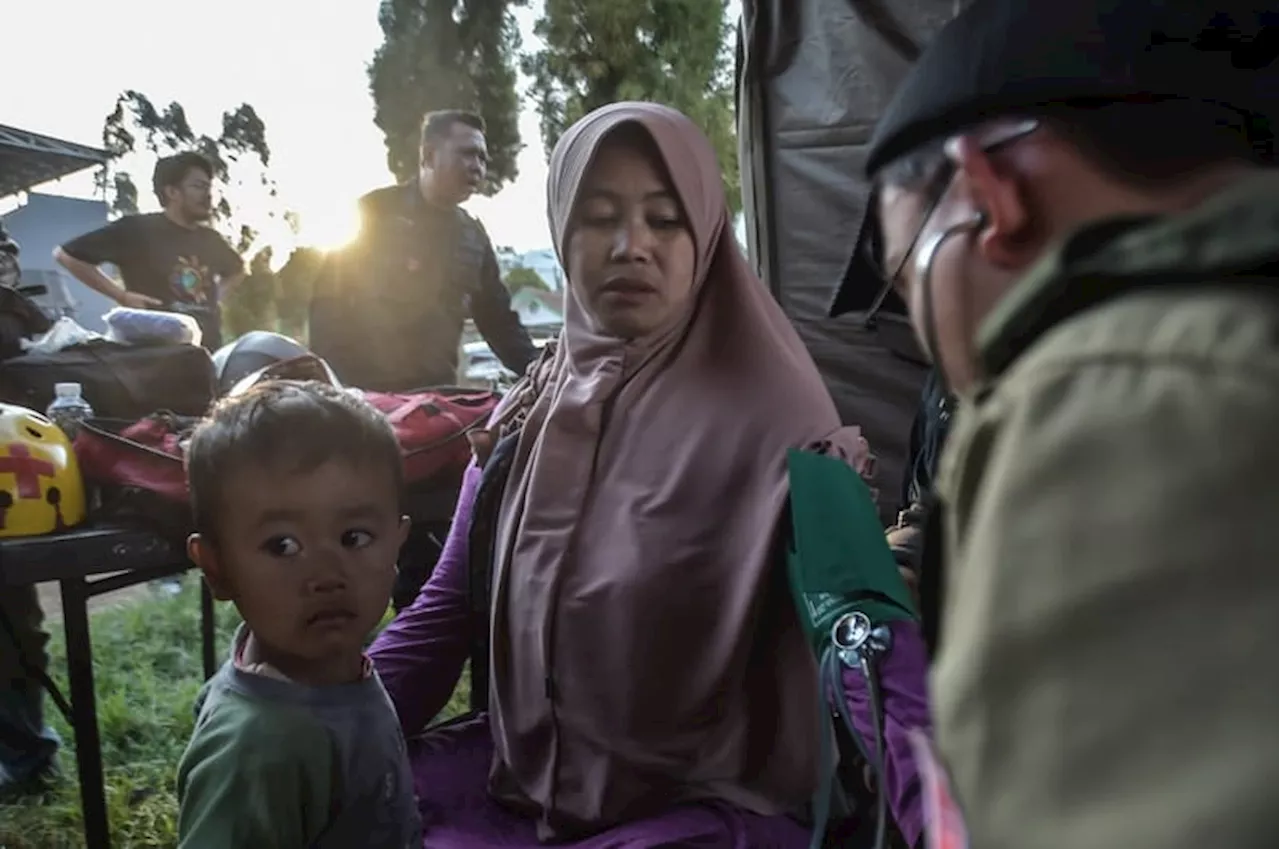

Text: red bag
xmin=363 ymin=390 xmax=499 ymax=484
xmin=74 ymin=414 xmax=194 ymax=502
xmin=220 ymin=353 xmax=501 ymax=485
xmin=73 ymin=389 xmax=499 ymax=504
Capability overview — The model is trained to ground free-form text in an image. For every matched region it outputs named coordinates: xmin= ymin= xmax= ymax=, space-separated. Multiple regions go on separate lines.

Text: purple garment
xmin=369 ymin=466 xmax=479 ymax=737
xmin=370 ymin=463 xmax=932 ymax=846
xmin=839 ymin=622 xmax=931 ymax=848
xmin=412 ymin=714 xmax=810 ymax=848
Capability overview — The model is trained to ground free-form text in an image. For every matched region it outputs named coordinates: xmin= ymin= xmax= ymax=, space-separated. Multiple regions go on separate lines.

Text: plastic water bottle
xmin=46 ymin=382 xmax=94 ymax=440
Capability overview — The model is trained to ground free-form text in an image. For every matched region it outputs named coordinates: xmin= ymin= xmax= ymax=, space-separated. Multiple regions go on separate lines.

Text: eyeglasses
xmin=861 ymin=118 xmax=1041 ymax=325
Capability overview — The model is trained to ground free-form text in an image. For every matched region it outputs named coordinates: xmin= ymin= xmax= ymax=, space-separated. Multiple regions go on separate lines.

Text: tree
xmin=276 ymin=246 xmax=327 ymax=342
xmin=368 ymin=0 xmax=525 ymax=193
xmin=503 ymin=264 xmax=549 ymax=294
xmin=97 ymin=90 xmax=286 ymax=332
xmin=524 ymin=0 xmax=739 ymax=213
xmin=98 ymin=91 xmax=276 ymax=245
xmin=222 ymin=247 xmax=279 ymax=340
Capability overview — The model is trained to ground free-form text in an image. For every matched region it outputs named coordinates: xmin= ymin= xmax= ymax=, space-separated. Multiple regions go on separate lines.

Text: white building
xmin=509 ymin=287 xmax=563 ymax=331
xmin=2 ymin=193 xmax=116 ymax=332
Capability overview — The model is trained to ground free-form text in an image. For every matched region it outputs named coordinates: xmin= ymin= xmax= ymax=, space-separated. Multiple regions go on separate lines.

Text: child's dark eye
xmin=649 ymin=215 xmax=684 ymax=230
xmin=262 ymin=535 xmax=302 ymax=557
xmin=340 ymin=529 xmax=375 ymax=550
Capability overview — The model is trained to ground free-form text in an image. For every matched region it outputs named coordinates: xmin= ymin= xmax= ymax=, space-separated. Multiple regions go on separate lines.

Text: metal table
xmin=0 ymin=524 xmax=216 ymax=849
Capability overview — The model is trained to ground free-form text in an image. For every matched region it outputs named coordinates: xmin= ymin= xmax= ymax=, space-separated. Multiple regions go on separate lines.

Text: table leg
xmin=200 ymin=580 xmax=216 ymax=680
xmin=60 ymin=576 xmax=110 ymax=849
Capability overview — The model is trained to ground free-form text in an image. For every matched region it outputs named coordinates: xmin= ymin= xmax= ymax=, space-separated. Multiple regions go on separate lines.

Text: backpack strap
xmin=465 ymin=428 xmax=522 ymax=713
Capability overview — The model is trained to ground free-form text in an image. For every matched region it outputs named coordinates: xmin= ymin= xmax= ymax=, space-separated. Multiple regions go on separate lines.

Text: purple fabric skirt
xmin=411 ymin=714 xmax=814 ymax=848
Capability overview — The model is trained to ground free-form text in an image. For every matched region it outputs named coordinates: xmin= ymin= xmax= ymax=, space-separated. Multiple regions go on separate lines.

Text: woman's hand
xmin=466 ymin=428 xmax=496 ymax=467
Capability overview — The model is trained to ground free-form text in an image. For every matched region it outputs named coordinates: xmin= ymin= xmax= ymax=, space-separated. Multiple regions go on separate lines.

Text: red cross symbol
xmin=0 ymin=444 xmax=57 ymax=500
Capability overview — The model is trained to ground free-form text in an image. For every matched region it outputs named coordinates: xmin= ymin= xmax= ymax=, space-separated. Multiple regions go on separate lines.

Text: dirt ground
xmin=35 ymin=580 xmax=156 ymax=624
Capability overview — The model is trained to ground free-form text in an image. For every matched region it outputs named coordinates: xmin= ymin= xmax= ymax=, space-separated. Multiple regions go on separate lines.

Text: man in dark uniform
xmin=310 ymin=110 xmax=537 ymax=391
xmin=832 ymin=0 xmax=1276 ymax=845
xmin=54 ymin=152 xmax=244 ymax=349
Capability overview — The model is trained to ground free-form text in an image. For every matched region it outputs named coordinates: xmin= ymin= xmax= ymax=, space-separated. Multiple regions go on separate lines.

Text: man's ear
xmin=188 ymin=533 xmax=233 ymax=601
xmin=949 ymin=137 xmax=1037 ymax=271
xmin=420 ymin=144 xmax=435 ymax=171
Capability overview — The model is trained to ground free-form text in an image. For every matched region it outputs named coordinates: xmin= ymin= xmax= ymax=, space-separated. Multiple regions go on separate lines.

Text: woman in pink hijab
xmin=370 ymin=103 xmax=930 ymax=848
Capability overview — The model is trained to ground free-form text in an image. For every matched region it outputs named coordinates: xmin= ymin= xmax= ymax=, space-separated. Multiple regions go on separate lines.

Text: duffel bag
xmin=74 ymin=414 xmax=195 ymax=503
xmin=0 ymin=340 xmax=216 ymax=419
xmin=363 ymin=389 xmax=498 ymax=485
xmin=227 ymin=353 xmax=500 ymax=486
xmin=0 ymin=286 xmax=53 ymax=361
xmin=73 ymin=386 xmax=499 ymax=506
xmin=72 ymin=414 xmax=199 ymax=539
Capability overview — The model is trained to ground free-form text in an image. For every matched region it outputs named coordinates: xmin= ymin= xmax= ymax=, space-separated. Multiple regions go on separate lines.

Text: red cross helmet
xmin=0 ymin=402 xmax=87 ymax=538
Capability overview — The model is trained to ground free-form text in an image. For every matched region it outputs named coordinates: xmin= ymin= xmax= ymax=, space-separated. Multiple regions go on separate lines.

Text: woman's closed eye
xmin=647 ymin=213 xmax=684 ymax=231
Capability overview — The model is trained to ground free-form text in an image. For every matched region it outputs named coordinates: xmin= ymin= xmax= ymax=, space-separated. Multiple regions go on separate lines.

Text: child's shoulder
xmin=184 ymin=668 xmax=335 ymax=774
xmin=177 ymin=673 xmax=345 ymax=847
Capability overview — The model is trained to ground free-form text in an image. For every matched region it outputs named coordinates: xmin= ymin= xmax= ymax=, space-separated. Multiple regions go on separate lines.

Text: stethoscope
xmin=915 ymin=212 xmax=987 ymax=377
xmin=828 ymin=610 xmax=895 ymax=849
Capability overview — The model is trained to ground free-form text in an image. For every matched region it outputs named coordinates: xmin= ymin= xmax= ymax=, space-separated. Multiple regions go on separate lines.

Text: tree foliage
xmin=97 ymin=90 xmax=283 ymax=251
xmin=276 ymin=246 xmax=327 ymax=342
xmin=222 ymin=247 xmax=279 ymax=339
xmin=503 ymin=264 xmax=549 ymax=293
xmin=368 ymin=0 xmax=525 ymax=193
xmin=524 ymin=0 xmax=739 ymax=213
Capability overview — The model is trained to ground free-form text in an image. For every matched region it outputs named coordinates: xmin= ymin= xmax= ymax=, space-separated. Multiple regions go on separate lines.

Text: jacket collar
xmin=978 ymin=175 xmax=1278 ymax=379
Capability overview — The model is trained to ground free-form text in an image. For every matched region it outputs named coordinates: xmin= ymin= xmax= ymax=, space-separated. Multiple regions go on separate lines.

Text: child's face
xmin=190 ymin=458 xmax=408 ymax=685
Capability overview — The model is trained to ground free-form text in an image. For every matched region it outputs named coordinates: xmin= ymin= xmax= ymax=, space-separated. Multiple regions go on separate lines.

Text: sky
xmin=5 ymin=0 xmax=572 ymax=255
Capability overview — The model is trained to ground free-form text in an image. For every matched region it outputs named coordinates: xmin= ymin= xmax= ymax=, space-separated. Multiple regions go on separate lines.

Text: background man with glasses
xmin=830 ymin=1 xmax=1277 ymax=846
xmin=55 ymin=152 xmax=244 ymax=350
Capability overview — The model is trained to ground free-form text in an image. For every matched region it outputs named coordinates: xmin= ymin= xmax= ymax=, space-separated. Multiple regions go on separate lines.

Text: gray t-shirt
xmin=177 ymin=635 xmax=422 ymax=848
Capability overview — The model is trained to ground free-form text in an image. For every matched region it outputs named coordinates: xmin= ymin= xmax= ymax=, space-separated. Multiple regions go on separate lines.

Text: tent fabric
xmin=738 ymin=0 xmax=969 ymax=523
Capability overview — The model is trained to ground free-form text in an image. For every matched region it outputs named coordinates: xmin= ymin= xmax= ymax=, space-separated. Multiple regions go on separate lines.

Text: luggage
xmin=0 ymin=341 xmax=216 ymax=420
xmin=225 ymin=353 xmax=501 ymax=486
xmin=0 ymin=287 xmax=53 ymax=361
xmin=73 ymin=387 xmax=499 ymax=507
xmin=363 ymin=389 xmax=498 ymax=485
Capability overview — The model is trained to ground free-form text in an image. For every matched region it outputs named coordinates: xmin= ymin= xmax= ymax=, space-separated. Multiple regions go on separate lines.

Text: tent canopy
xmin=0 ymin=125 xmax=107 ymax=200
xmin=736 ymin=0 xmax=966 ymax=522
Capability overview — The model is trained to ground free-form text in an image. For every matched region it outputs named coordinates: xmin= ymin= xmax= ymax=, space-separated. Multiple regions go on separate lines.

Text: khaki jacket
xmin=931 ymin=176 xmax=1278 ymax=848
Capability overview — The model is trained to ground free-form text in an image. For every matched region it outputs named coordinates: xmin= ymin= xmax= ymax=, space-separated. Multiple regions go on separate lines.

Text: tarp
xmin=737 ymin=0 xmax=968 ymax=522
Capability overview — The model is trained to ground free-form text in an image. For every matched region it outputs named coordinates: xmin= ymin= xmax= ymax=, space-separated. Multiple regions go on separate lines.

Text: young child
xmin=176 ymin=380 xmax=421 ymax=848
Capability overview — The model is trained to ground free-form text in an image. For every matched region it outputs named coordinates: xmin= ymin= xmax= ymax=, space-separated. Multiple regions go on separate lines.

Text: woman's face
xmin=566 ymin=137 xmax=697 ymax=340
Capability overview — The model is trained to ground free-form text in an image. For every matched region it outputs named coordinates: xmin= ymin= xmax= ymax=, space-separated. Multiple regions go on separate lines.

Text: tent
xmin=736 ymin=0 xmax=966 ymax=522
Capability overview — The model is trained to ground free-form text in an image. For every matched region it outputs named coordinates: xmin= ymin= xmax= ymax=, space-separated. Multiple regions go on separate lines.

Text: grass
xmin=0 ymin=578 xmax=471 ymax=848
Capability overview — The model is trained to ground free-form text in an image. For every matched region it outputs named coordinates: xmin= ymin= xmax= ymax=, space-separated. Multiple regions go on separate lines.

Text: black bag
xmin=0 ymin=340 xmax=216 ymax=419
xmin=0 ymin=286 xmax=53 ymax=361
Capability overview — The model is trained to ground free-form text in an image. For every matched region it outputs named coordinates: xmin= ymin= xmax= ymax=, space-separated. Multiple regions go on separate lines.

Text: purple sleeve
xmin=838 ymin=620 xmax=931 ymax=848
xmin=370 ymin=463 xmax=482 ymax=736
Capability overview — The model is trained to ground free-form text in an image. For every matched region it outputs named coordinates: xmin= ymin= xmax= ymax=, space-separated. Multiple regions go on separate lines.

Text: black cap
xmin=830 ymin=0 xmax=1278 ymax=318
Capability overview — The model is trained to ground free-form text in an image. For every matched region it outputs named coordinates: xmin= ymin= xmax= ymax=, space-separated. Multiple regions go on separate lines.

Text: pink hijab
xmin=485 ymin=102 xmax=869 ymax=839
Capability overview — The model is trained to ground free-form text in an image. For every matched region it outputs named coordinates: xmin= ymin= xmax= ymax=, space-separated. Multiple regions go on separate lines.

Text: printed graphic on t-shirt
xmin=171 ymin=255 xmax=214 ymax=303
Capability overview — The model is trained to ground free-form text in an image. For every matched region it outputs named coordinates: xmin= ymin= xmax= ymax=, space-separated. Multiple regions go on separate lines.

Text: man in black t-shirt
xmin=54 ymin=152 xmax=245 ymax=349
